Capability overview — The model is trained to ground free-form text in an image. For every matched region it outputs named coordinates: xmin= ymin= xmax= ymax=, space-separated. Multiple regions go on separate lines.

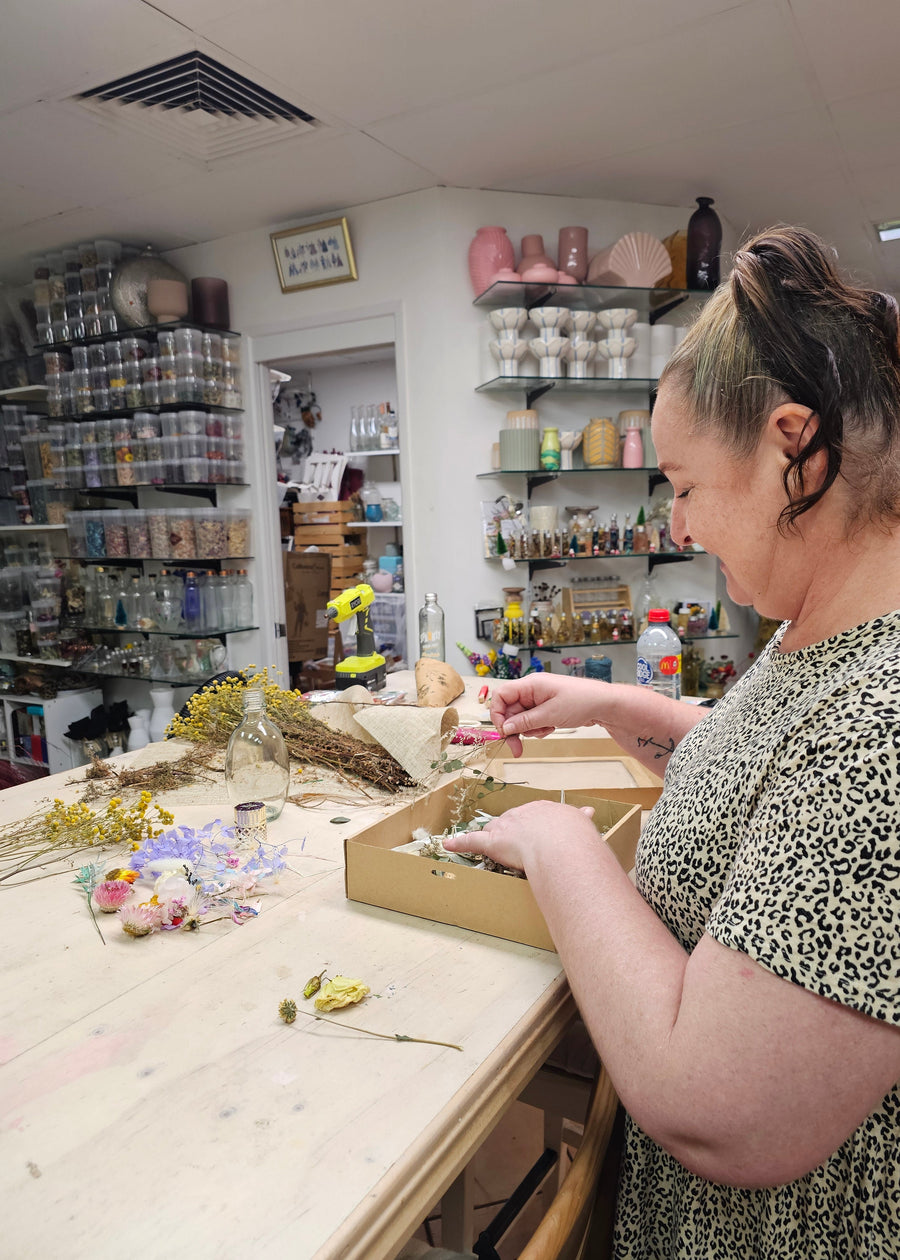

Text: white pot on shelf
xmin=148 ymin=687 xmax=176 ymax=743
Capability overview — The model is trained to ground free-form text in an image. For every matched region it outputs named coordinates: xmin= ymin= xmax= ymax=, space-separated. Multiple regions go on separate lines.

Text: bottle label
xmin=636 ymin=656 xmax=653 ymax=685
xmin=659 ymin=654 xmax=681 ymax=676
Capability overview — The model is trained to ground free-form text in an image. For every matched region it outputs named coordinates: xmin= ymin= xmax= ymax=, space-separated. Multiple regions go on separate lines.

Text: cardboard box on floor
xmin=487 ymin=736 xmax=664 ymax=809
xmin=345 ymin=778 xmax=641 ymax=952
xmin=283 ymin=550 xmax=332 ymax=661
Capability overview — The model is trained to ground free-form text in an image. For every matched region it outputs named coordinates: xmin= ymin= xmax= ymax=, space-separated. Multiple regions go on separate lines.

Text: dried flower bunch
xmin=0 ymin=791 xmax=175 ymax=886
xmin=168 ymin=669 xmax=414 ymax=792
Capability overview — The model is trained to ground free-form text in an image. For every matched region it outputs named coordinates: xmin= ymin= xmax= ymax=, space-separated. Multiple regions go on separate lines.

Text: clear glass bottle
xmin=349 ymin=405 xmax=361 ymax=452
xmin=365 ymin=404 xmax=379 ymax=450
xmin=234 ymin=569 xmax=254 ymax=626
xmin=224 ymin=688 xmax=291 ymax=821
xmin=418 ymin=592 xmax=445 ymax=661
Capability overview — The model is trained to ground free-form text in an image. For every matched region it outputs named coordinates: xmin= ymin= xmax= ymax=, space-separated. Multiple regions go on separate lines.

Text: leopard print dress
xmin=614 ymin=614 xmax=900 ymax=1258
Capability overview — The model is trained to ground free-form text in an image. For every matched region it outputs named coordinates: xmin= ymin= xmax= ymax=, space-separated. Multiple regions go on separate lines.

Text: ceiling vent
xmin=75 ymin=51 xmax=319 ymax=162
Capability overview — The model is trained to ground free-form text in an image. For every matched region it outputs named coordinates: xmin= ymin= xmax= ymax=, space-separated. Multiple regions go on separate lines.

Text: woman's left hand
xmin=442 ymin=800 xmax=596 ymax=872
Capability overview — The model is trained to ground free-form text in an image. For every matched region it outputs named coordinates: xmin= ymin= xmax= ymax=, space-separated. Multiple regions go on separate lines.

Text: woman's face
xmin=651 ymin=384 xmax=812 ymax=619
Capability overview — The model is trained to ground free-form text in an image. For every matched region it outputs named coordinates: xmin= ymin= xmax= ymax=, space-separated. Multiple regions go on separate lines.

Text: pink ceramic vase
xmin=558 ymin=226 xmax=589 ymax=282
xmin=519 ymin=233 xmax=556 ymax=271
xmin=468 ymin=226 xmax=515 ymax=296
xmin=622 ymin=427 xmax=644 ymax=468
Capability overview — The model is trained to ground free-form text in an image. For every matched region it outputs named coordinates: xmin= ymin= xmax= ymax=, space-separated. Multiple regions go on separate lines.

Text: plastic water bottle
xmin=418 ymin=592 xmax=445 ymax=661
xmin=636 ymin=608 xmax=682 ymax=699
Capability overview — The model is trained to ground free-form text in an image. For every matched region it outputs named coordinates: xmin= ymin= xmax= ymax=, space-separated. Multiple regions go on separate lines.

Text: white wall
xmin=166 ymin=187 xmax=753 ymax=682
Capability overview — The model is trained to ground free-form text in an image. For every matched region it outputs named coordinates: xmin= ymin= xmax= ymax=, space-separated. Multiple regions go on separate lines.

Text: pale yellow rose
xmin=314 ymin=975 xmax=370 ymax=1011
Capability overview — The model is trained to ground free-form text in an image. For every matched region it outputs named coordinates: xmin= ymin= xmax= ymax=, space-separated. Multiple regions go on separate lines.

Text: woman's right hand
xmin=490 ymin=674 xmax=610 ymax=755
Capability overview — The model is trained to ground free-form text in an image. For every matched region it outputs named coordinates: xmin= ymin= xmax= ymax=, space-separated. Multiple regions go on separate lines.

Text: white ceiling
xmin=2 ymin=0 xmax=900 ymax=289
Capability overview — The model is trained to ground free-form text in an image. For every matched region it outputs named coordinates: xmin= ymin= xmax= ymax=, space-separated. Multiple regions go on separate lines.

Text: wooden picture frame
xmin=270 ymin=217 xmax=358 ymax=293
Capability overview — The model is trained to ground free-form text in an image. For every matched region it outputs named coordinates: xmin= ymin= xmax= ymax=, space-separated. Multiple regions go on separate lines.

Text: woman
xmin=445 ymin=227 xmax=900 ymax=1256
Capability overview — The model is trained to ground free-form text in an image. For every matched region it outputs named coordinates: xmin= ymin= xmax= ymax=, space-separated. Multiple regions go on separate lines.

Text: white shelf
xmin=0 ymin=523 xmax=67 ymax=532
xmin=346 ymin=448 xmax=400 ymax=458
xmin=0 ymin=384 xmax=48 ymax=404
xmin=360 ymin=520 xmax=403 ymax=528
xmin=0 ymin=652 xmax=72 ymax=668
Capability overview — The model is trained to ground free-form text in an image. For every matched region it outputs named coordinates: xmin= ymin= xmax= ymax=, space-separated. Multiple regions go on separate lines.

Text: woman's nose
xmin=669 ymin=500 xmax=693 ymax=547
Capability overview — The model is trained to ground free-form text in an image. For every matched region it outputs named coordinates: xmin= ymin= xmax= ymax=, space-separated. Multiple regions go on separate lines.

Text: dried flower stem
xmin=290 ymin=1007 xmax=462 ymax=1052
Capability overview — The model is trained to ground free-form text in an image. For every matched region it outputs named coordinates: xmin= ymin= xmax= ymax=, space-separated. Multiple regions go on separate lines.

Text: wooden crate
xmin=293 ymin=524 xmax=365 ymax=546
xmin=562 ymin=583 xmax=632 ymax=619
xmin=292 ymin=501 xmax=358 ymax=525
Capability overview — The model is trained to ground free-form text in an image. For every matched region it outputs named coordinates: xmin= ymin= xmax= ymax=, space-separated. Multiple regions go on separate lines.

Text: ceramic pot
xmin=191 ymin=277 xmax=230 ymax=329
xmin=558 ymin=226 xmax=589 ymax=282
xmin=686 ymin=197 xmax=722 ymax=290
xmin=468 ymin=227 xmax=515 ymax=297
xmin=499 ymin=429 xmax=541 ymax=471
xmin=147 ymin=278 xmax=189 ymax=324
xmin=519 ymin=234 xmax=556 ymax=271
xmin=622 ymin=427 xmax=644 ymax=468
xmin=583 ymin=417 xmax=620 ymax=468
xmin=148 ymin=687 xmax=176 ymax=742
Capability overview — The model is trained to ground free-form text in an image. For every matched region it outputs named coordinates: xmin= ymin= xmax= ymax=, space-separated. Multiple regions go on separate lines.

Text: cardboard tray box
xmin=487 ymin=736 xmax=664 ymax=809
xmin=345 ymin=778 xmax=641 ymax=952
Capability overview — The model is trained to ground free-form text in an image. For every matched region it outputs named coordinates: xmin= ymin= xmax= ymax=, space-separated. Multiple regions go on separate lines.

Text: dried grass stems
xmin=169 ymin=672 xmax=414 ymax=793
xmin=78 ymin=745 xmax=220 ymax=801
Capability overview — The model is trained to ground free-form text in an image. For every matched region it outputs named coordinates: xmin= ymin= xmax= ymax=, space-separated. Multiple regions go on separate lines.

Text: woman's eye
xmin=676 ymin=488 xmax=692 ymax=500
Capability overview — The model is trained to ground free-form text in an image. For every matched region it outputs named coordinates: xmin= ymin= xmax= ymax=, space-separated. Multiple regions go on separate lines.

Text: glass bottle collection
xmin=349 ymin=401 xmax=399 ymax=452
xmin=496 ymin=507 xmax=666 ymax=562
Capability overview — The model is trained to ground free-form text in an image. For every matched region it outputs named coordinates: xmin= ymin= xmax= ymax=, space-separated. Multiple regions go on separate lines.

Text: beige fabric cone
xmin=352 ymin=705 xmax=458 ymax=783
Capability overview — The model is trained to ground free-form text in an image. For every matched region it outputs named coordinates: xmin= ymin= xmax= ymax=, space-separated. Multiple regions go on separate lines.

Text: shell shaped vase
xmin=608 ymin=233 xmax=672 ymax=288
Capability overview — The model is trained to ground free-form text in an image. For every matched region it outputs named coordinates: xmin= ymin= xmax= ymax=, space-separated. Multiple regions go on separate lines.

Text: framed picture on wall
xmin=270 ymin=217 xmax=358 ymax=292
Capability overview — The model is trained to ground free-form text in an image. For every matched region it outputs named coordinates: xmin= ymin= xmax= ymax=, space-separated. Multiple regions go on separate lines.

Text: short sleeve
xmin=706 ymin=734 xmax=900 ymax=1025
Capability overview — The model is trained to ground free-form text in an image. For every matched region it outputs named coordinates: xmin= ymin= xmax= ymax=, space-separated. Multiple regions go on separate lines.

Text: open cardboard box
xmin=345 ymin=778 xmax=640 ymax=952
xmin=486 ymin=736 xmax=665 ymax=810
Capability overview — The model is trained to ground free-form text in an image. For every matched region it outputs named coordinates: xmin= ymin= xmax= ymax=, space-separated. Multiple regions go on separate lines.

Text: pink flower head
xmin=118 ymin=903 xmax=164 ymax=938
xmin=91 ymin=880 xmax=133 ymax=913
xmin=225 ymin=852 xmax=240 ymax=869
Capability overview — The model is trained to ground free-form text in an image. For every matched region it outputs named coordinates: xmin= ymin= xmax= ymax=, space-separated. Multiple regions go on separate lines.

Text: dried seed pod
xmin=278 ymin=998 xmax=298 ymax=1024
xmin=303 ymin=968 xmax=327 ymax=999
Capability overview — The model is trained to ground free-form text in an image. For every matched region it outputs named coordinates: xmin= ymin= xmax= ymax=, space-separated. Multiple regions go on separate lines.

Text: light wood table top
xmin=0 ymin=730 xmax=576 ymax=1260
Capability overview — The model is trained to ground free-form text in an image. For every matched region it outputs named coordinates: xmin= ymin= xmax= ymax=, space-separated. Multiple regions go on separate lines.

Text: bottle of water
xmin=636 ymin=608 xmax=682 ymax=699
xmin=418 ymin=592 xmax=445 ymax=661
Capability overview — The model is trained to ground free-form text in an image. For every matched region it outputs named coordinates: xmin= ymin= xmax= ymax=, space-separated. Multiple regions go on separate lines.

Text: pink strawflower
xmin=91 ymin=879 xmax=133 ymax=913
xmin=118 ymin=903 xmax=164 ymax=938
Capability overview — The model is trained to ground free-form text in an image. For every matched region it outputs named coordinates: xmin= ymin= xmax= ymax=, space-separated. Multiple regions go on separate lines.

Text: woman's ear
xmin=767 ymin=402 xmax=827 ymax=494
xmin=768 ymin=402 xmax=819 ymax=458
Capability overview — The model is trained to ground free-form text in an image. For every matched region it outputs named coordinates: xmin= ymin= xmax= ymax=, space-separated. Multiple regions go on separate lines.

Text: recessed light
xmin=876 ymin=221 xmax=900 ymax=243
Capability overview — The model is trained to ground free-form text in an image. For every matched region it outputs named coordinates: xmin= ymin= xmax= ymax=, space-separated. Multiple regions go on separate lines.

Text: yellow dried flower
xmin=314 ymin=976 xmax=370 ymax=1012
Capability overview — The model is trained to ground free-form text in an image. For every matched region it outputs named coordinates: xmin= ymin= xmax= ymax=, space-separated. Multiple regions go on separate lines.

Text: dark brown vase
xmin=686 ymin=197 xmax=722 ymax=290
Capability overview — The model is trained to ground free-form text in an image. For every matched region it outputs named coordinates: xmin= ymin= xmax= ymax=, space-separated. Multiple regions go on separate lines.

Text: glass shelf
xmin=50 ymin=402 xmax=243 ymax=422
xmin=488 ymin=549 xmax=705 ymax=564
xmin=78 ymin=624 xmax=257 ymax=638
xmin=43 ymin=320 xmax=240 ymax=353
xmin=70 ymin=556 xmax=251 ymax=565
xmin=477 ymin=467 xmax=659 ymax=478
xmin=476 ymin=375 xmax=657 ymax=394
xmin=521 ymin=631 xmax=738 ymax=651
xmin=473 ymin=279 xmax=711 ymax=315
